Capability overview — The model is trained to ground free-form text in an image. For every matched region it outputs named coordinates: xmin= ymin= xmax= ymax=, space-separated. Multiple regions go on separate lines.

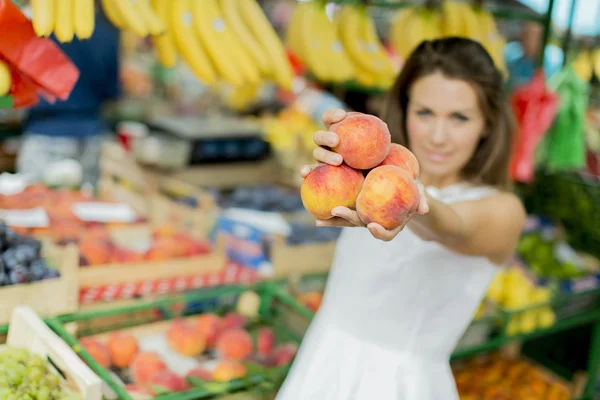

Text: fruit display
xmin=301 ymin=112 xmax=421 ymax=231
xmin=452 ymin=352 xmax=572 ymax=400
xmin=0 ymin=184 xmax=141 ymax=238
xmin=69 ymin=224 xmax=212 ymax=267
xmin=29 ymin=0 xmax=95 ymax=42
xmin=0 ymin=346 xmax=80 ymax=400
xmin=74 ymin=291 xmax=299 ymax=397
xmin=286 ymin=2 xmax=396 ymax=90
xmin=0 ymin=222 xmax=60 ymax=287
xmin=485 ymin=266 xmax=556 ymax=336
xmin=389 ymin=1 xmax=508 ymax=78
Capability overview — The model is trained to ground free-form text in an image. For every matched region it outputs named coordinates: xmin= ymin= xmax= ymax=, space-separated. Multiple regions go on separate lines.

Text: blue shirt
xmin=505 ymin=42 xmax=564 ymax=91
xmin=24 ymin=11 xmax=120 ymax=137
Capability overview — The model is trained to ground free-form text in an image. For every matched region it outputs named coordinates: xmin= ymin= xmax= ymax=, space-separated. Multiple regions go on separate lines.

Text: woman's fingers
xmin=300 ymin=164 xmax=321 ymax=177
xmin=322 ymin=108 xmax=347 ymax=128
xmin=367 ymin=222 xmax=404 ymax=242
xmin=331 ymin=206 xmax=365 ymax=226
xmin=416 ymin=183 xmax=430 ymax=215
xmin=313 ymin=146 xmax=343 ymax=166
xmin=313 ymin=130 xmax=339 ymax=147
xmin=315 ymin=217 xmax=356 ymax=227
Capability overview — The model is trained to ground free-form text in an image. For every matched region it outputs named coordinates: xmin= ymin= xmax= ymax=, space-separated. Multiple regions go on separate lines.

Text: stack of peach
xmin=0 ymin=184 xmax=139 ymax=238
xmin=300 ymin=112 xmax=420 ymax=230
xmin=80 ymin=311 xmax=298 ymax=395
xmin=75 ymin=225 xmax=211 ymax=267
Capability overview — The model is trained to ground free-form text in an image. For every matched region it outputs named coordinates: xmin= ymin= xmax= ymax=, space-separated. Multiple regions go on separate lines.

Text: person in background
xmin=505 ymin=22 xmax=563 ymax=91
xmin=276 ymin=38 xmax=526 ymax=400
xmin=17 ymin=5 xmax=120 ymax=186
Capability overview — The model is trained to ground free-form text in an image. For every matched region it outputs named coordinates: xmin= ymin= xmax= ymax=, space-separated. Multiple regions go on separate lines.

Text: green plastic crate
xmin=47 ymin=282 xmax=313 ymax=400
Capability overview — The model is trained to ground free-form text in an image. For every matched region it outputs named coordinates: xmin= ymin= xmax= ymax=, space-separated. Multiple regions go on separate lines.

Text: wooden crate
xmin=2 ymin=306 xmax=103 ymax=399
xmin=77 ymin=227 xmax=227 ymax=296
xmin=0 ymin=243 xmax=78 ymax=325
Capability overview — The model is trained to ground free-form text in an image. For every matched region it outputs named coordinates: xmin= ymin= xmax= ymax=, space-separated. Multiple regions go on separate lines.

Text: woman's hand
xmin=299 ymin=108 xmax=429 ymax=241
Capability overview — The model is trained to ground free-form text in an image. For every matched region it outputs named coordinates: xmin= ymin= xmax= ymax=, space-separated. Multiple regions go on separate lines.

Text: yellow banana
xmin=101 ymin=0 xmax=125 ymax=29
xmin=315 ymin=3 xmax=354 ymax=83
xmin=593 ymin=48 xmax=600 ymax=79
xmin=135 ymin=0 xmax=165 ymax=36
xmin=74 ymin=0 xmax=95 ymax=40
xmin=150 ymin=0 xmax=178 ymax=68
xmin=459 ymin=3 xmax=483 ymax=41
xmin=390 ymin=8 xmax=416 ymax=60
xmin=0 ymin=61 xmax=11 ymax=96
xmin=357 ymin=6 xmax=396 ymax=78
xmin=192 ymin=0 xmax=258 ymax=86
xmin=440 ymin=1 xmax=462 ymax=37
xmin=285 ymin=2 xmax=308 ymax=61
xmin=474 ymin=7 xmax=498 ymax=43
xmin=219 ymin=0 xmax=271 ymax=76
xmin=170 ymin=0 xmax=217 ymax=84
xmin=113 ymin=0 xmax=149 ymax=37
xmin=53 ymin=0 xmax=75 ymax=43
xmin=571 ymin=51 xmax=593 ymax=82
xmin=31 ymin=0 xmax=54 ymax=37
xmin=235 ymin=0 xmax=294 ymax=91
xmin=296 ymin=2 xmax=332 ymax=82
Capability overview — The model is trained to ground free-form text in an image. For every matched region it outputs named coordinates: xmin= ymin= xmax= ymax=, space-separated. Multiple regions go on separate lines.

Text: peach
xmin=212 ymin=360 xmax=247 ymax=382
xmin=106 ymin=332 xmax=139 ymax=369
xmin=166 ymin=320 xmax=206 ymax=356
xmin=216 ymin=329 xmax=253 ymax=360
xmin=221 ymin=312 xmax=247 ymax=331
xmin=186 ymin=367 xmax=214 ymax=381
xmin=301 ymin=164 xmax=364 ymax=220
xmin=194 ymin=313 xmax=222 ymax=348
xmin=80 ymin=338 xmax=110 ymax=369
xmin=377 ymin=143 xmax=420 ymax=179
xmin=297 ymin=291 xmax=323 ymax=313
xmin=131 ymin=352 xmax=167 ymax=385
xmin=148 ymin=370 xmax=190 ymax=393
xmin=257 ymin=327 xmax=274 ymax=357
xmin=356 ymin=165 xmax=419 ymax=230
xmin=329 ymin=112 xmax=391 ymax=170
xmin=272 ymin=342 xmax=298 ymax=366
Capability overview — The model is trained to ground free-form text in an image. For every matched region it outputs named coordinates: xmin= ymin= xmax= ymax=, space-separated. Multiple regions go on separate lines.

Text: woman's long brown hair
xmin=381 ymin=37 xmax=516 ymax=190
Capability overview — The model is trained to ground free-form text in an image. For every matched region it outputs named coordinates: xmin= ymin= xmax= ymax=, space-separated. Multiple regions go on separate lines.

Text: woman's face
xmin=406 ymin=72 xmax=486 ymax=184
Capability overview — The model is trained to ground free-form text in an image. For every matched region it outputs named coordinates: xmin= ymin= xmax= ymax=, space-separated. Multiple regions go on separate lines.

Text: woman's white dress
xmin=276 ymin=183 xmax=501 ymax=400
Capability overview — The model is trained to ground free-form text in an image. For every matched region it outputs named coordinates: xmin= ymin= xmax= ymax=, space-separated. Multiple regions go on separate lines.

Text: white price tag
xmin=72 ymin=202 xmax=137 ymax=223
xmin=0 ymin=208 xmax=49 ymax=228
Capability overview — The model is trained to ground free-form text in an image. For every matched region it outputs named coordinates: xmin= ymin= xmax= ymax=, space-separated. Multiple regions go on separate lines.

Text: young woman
xmin=276 ymin=37 xmax=526 ymax=400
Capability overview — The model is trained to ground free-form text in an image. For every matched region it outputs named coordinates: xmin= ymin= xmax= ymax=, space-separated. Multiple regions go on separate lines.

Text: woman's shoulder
xmin=426 ymin=182 xmax=501 ymax=203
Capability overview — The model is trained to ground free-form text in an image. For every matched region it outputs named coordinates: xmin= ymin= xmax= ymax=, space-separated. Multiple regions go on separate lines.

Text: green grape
xmin=37 ymin=386 xmax=51 ymax=400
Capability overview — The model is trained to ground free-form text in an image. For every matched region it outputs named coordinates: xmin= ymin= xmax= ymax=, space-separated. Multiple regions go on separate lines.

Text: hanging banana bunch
xmin=389 ymin=5 xmax=442 ymax=61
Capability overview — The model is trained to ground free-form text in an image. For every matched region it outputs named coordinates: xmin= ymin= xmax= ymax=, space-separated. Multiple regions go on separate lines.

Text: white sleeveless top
xmin=276 ymin=184 xmax=501 ymax=400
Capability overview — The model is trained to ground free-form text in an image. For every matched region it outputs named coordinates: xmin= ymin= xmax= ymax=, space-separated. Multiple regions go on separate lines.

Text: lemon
xmin=0 ymin=61 xmax=11 ymax=96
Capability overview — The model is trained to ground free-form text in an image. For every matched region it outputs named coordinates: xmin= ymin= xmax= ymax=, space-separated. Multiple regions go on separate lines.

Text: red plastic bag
xmin=10 ymin=69 xmax=39 ymax=108
xmin=0 ymin=0 xmax=79 ymax=101
xmin=509 ymin=71 xmax=559 ymax=183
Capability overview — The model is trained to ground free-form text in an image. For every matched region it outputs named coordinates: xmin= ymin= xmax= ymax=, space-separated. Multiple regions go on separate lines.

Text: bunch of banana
xmin=439 ymin=1 xmax=481 ymax=40
xmin=30 ymin=0 xmax=95 ymax=42
xmin=286 ymin=1 xmax=355 ymax=84
xmin=473 ymin=7 xmax=509 ymax=80
xmin=571 ymin=50 xmax=594 ymax=83
xmin=101 ymin=0 xmax=165 ymax=37
xmin=389 ymin=6 xmax=442 ymax=61
xmin=336 ymin=5 xmax=397 ymax=89
xmin=594 ymin=48 xmax=600 ymax=79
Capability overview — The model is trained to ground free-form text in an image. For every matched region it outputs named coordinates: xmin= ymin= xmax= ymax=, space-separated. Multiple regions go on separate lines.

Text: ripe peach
xmin=212 ymin=360 xmax=247 ymax=382
xmin=329 ymin=112 xmax=391 ymax=170
xmin=216 ymin=329 xmax=253 ymax=360
xmin=166 ymin=320 xmax=206 ymax=357
xmin=131 ymin=352 xmax=167 ymax=385
xmin=356 ymin=165 xmax=419 ymax=230
xmin=148 ymin=370 xmax=190 ymax=393
xmin=221 ymin=312 xmax=247 ymax=331
xmin=80 ymin=338 xmax=110 ymax=369
xmin=297 ymin=291 xmax=323 ymax=313
xmin=106 ymin=332 xmax=139 ymax=369
xmin=377 ymin=143 xmax=420 ymax=179
xmin=301 ymin=164 xmax=364 ymax=220
xmin=194 ymin=313 xmax=222 ymax=348
xmin=272 ymin=343 xmax=298 ymax=366
xmin=186 ymin=367 xmax=214 ymax=381
xmin=257 ymin=327 xmax=274 ymax=357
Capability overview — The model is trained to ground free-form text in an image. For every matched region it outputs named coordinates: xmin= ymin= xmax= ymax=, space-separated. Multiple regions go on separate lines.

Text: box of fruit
xmin=49 ymin=283 xmax=307 ymax=399
xmin=1 ymin=306 xmax=104 ymax=399
xmin=452 ymin=350 xmax=579 ymax=399
xmin=70 ymin=224 xmax=228 ymax=304
xmin=0 ymin=223 xmax=79 ymax=325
